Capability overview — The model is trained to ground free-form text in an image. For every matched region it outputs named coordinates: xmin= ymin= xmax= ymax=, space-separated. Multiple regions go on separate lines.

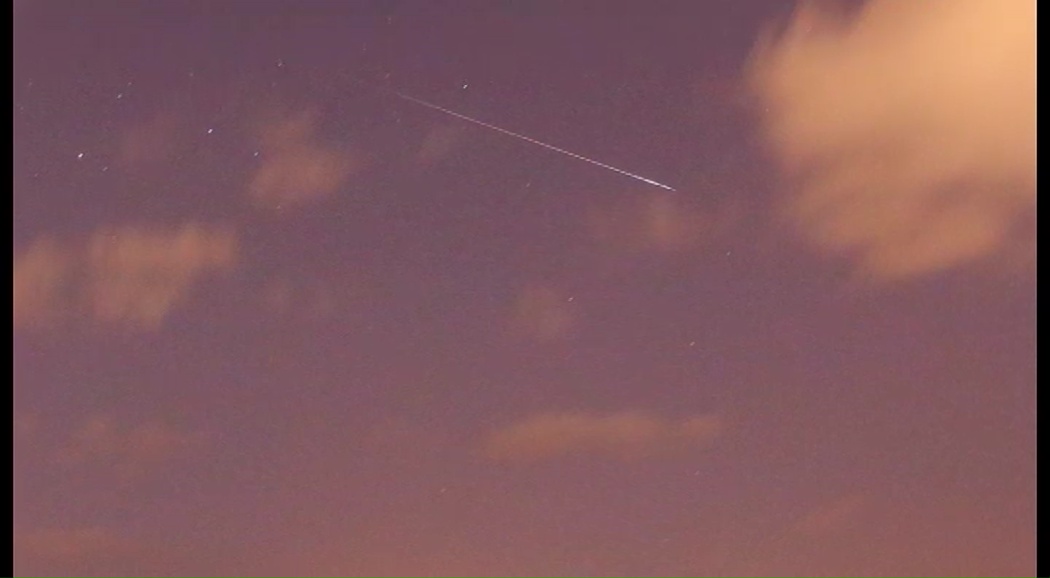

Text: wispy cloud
xmin=259 ymin=276 xmax=338 ymax=321
xmin=586 ymin=192 xmax=718 ymax=255
xmin=16 ymin=527 xmax=130 ymax=560
xmin=14 ymin=223 xmax=237 ymax=331
xmin=13 ymin=235 xmax=74 ymax=328
xmin=248 ymin=110 xmax=366 ymax=211
xmin=484 ymin=411 xmax=722 ymax=463
xmin=791 ymin=493 xmax=867 ymax=537
xmin=415 ymin=124 xmax=468 ymax=167
xmin=53 ymin=414 xmax=205 ymax=479
xmin=749 ymin=0 xmax=1035 ymax=281
xmin=115 ymin=113 xmax=183 ymax=169
xmin=509 ymin=285 xmax=576 ymax=342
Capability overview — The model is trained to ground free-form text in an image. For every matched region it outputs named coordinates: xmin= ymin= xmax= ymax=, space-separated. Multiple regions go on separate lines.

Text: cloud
xmin=749 ymin=0 xmax=1035 ymax=281
xmin=415 ymin=124 xmax=467 ymax=167
xmin=13 ymin=236 xmax=74 ymax=328
xmin=509 ymin=285 xmax=576 ymax=342
xmin=484 ymin=411 xmax=722 ymax=463
xmin=791 ymin=493 xmax=867 ymax=537
xmin=14 ymin=223 xmax=237 ymax=331
xmin=260 ymin=276 xmax=338 ymax=321
xmin=116 ymin=113 xmax=182 ymax=168
xmin=16 ymin=527 xmax=129 ymax=560
xmin=586 ymin=192 xmax=716 ymax=254
xmin=249 ymin=110 xmax=366 ymax=210
xmin=53 ymin=415 xmax=205 ymax=479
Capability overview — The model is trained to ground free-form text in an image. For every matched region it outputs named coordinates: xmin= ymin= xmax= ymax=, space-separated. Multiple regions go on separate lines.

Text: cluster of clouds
xmin=14 ymin=223 xmax=237 ymax=331
xmin=749 ymin=0 xmax=1035 ymax=281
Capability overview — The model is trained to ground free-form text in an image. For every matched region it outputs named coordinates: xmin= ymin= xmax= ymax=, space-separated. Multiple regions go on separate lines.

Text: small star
xmin=276 ymin=58 xmax=285 ymax=68
xmin=689 ymin=341 xmax=696 ymax=347
xmin=206 ymin=128 xmax=214 ymax=134
xmin=726 ymin=251 xmax=732 ymax=256
xmin=77 ymin=153 xmax=84 ymax=159
xmin=462 ymin=83 xmax=469 ymax=90
xmin=116 ymin=93 xmax=124 ymax=100
xmin=567 ymin=296 xmax=574 ymax=302
xmin=253 ymin=151 xmax=260 ymax=157
xmin=101 ymin=166 xmax=109 ymax=172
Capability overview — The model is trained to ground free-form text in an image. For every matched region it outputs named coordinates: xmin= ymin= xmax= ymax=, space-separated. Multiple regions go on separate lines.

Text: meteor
xmin=355 ymin=79 xmax=676 ymax=191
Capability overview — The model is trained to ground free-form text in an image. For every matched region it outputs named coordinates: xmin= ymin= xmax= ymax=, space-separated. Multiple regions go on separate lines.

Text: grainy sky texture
xmin=13 ymin=1 xmax=1035 ymax=576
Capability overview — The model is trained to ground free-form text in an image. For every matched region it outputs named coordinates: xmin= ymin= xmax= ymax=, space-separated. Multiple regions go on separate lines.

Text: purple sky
xmin=14 ymin=1 xmax=1035 ymax=576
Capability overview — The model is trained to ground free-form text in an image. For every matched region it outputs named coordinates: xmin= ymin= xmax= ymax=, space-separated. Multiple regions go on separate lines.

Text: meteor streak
xmin=355 ymin=79 xmax=676 ymax=191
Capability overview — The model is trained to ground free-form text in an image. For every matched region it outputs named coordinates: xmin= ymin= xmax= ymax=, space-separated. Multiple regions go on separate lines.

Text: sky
xmin=13 ymin=1 xmax=1036 ymax=576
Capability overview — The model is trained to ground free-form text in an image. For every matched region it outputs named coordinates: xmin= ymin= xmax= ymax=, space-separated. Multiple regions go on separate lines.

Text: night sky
xmin=13 ymin=1 xmax=1036 ymax=576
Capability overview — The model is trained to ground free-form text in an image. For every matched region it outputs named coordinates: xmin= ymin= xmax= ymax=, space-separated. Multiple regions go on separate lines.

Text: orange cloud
xmin=509 ymin=285 xmax=576 ymax=342
xmin=16 ymin=527 xmax=129 ymax=560
xmin=484 ymin=411 xmax=722 ymax=463
xmin=54 ymin=414 xmax=205 ymax=479
xmin=13 ymin=236 xmax=74 ymax=328
xmin=249 ymin=110 xmax=365 ymax=210
xmin=14 ymin=223 xmax=237 ymax=331
xmin=415 ymin=124 xmax=467 ymax=167
xmin=586 ymin=192 xmax=717 ymax=254
xmin=749 ymin=0 xmax=1035 ymax=281
xmin=116 ymin=113 xmax=182 ymax=169
xmin=259 ymin=276 xmax=338 ymax=321
xmin=791 ymin=493 xmax=868 ymax=537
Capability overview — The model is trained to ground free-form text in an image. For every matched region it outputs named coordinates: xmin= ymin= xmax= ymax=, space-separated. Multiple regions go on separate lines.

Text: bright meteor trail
xmin=356 ymin=80 xmax=676 ymax=191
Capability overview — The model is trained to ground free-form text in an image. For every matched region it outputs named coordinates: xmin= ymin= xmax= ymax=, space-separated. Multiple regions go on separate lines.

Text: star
xmin=206 ymin=128 xmax=214 ymax=134
xmin=77 ymin=153 xmax=84 ymax=159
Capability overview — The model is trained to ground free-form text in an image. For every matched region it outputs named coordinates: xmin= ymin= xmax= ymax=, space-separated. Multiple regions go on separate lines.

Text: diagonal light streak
xmin=356 ymin=79 xmax=676 ymax=191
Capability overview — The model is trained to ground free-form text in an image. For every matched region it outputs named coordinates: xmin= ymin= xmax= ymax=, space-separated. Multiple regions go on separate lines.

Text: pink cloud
xmin=14 ymin=223 xmax=238 ymax=331
xmin=484 ymin=411 xmax=723 ymax=463
xmin=248 ymin=110 xmax=366 ymax=210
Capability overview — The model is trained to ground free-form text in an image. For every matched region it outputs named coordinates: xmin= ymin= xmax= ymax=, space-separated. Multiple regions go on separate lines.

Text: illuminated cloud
xmin=116 ymin=113 xmax=182 ymax=169
xmin=53 ymin=415 xmax=205 ymax=479
xmin=16 ymin=527 xmax=129 ymax=560
xmin=749 ymin=0 xmax=1035 ymax=281
xmin=249 ymin=110 xmax=365 ymax=210
xmin=484 ymin=411 xmax=722 ymax=463
xmin=791 ymin=493 xmax=867 ymax=537
xmin=509 ymin=285 xmax=576 ymax=342
xmin=586 ymin=192 xmax=715 ymax=254
xmin=14 ymin=223 xmax=237 ymax=331
xmin=13 ymin=236 xmax=74 ymax=328
xmin=415 ymin=124 xmax=467 ymax=167
xmin=259 ymin=276 xmax=338 ymax=321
